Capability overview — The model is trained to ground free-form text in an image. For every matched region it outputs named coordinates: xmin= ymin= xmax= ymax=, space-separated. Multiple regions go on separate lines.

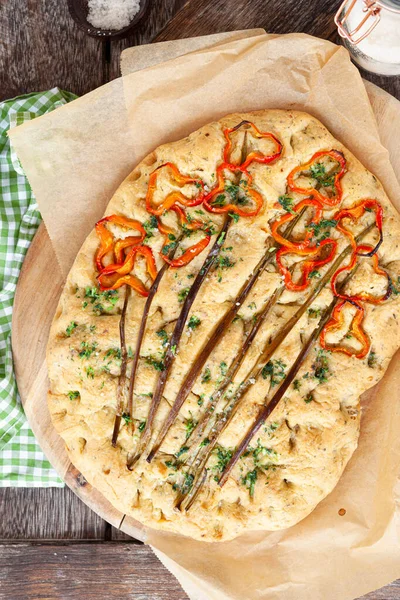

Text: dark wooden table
xmin=1 ymin=1 xmax=399 ymax=598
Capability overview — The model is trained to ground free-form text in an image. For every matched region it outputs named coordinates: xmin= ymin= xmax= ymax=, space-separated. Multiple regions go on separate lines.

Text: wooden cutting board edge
xmin=11 ymin=81 xmax=400 ymax=542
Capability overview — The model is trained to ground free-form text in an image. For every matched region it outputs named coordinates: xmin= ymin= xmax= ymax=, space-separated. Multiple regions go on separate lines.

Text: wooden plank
xmin=0 ymin=543 xmax=189 ymax=600
xmin=0 ymin=0 xmax=104 ymax=100
xmin=0 ymin=488 xmax=105 ymax=541
xmin=108 ymin=0 xmax=187 ymax=81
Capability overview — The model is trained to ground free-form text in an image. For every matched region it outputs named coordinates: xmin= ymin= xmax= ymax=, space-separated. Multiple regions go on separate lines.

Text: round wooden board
xmin=11 ymin=81 xmax=400 ymax=542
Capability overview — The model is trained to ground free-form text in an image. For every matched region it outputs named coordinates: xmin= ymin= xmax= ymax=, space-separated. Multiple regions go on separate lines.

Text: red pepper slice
xmin=223 ymin=120 xmax=283 ymax=169
xmin=161 ymin=233 xmax=211 ymax=268
xmin=276 ymin=238 xmax=337 ymax=292
xmin=95 ymin=215 xmax=145 ymax=271
xmin=287 ymin=150 xmax=346 ymax=207
xmin=335 ymin=199 xmax=383 ymax=257
xmin=114 ymin=236 xmax=144 ymax=264
xmin=331 ymin=243 xmax=392 ymax=305
xmin=146 ymin=162 xmax=205 ymax=216
xmin=100 ymin=244 xmax=157 ymax=281
xmin=203 ymin=163 xmax=263 ymax=217
xmin=270 ymin=198 xmax=323 ymax=253
xmin=99 ymin=273 xmax=150 ymax=297
xmin=320 ymin=299 xmax=370 ymax=359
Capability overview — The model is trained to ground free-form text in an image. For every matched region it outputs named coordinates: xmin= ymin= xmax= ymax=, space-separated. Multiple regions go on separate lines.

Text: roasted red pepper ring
xmin=276 ymin=238 xmax=337 ymax=292
xmin=335 ymin=199 xmax=383 ymax=257
xmin=146 ymin=162 xmax=205 ymax=216
xmin=223 ymin=121 xmax=283 ymax=169
xmin=203 ymin=163 xmax=263 ymax=217
xmin=162 ymin=233 xmax=211 ymax=268
xmin=98 ymin=273 xmax=150 ymax=297
xmin=271 ymin=198 xmax=323 ymax=253
xmin=320 ymin=299 xmax=370 ymax=359
xmin=100 ymin=244 xmax=157 ymax=281
xmin=287 ymin=150 xmax=346 ymax=207
xmin=95 ymin=215 xmax=145 ymax=271
xmin=331 ymin=243 xmax=392 ymax=305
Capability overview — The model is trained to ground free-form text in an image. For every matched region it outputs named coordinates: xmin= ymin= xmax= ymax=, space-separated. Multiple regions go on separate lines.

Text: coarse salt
xmin=87 ymin=0 xmax=140 ymax=31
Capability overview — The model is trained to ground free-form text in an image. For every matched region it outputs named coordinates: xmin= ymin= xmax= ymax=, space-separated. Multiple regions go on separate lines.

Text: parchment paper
xmin=9 ymin=32 xmax=400 ymax=600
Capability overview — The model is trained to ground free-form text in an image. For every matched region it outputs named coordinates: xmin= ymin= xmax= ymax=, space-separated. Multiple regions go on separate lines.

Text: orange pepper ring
xmin=320 ymin=299 xmax=370 ymax=359
xmin=203 ymin=163 xmax=263 ymax=217
xmin=145 ymin=162 xmax=205 ymax=216
xmin=334 ymin=199 xmax=383 ymax=258
xmin=276 ymin=238 xmax=337 ymax=292
xmin=223 ymin=120 xmax=283 ymax=168
xmin=331 ymin=244 xmax=392 ymax=305
xmin=270 ymin=198 xmax=323 ymax=253
xmin=287 ymin=149 xmax=346 ymax=207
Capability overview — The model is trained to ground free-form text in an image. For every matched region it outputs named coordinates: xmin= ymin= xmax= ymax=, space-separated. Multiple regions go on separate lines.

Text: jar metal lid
xmin=335 ymin=0 xmax=400 ymax=45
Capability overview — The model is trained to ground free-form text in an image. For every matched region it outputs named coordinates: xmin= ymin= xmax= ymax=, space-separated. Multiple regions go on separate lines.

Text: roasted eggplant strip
xmin=177 ymin=225 xmax=374 ymax=509
xmin=111 ymin=287 xmax=130 ymax=446
xmin=129 ymin=216 xmax=232 ymax=463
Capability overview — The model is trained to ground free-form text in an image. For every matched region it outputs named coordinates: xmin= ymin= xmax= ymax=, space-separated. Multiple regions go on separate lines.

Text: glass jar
xmin=335 ymin=0 xmax=400 ymax=75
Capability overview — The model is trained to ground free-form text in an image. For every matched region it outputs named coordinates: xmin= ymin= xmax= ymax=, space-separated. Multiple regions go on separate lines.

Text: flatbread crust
xmin=47 ymin=110 xmax=400 ymax=542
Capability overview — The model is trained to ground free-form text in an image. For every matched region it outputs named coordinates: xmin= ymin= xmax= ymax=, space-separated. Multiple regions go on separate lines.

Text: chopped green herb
xmin=242 ymin=469 xmax=258 ymax=497
xmin=66 ymin=321 xmax=78 ymax=337
xmin=310 ymin=162 xmax=335 ymax=187
xmin=188 ymin=315 xmax=201 ymax=330
xmin=156 ymin=329 xmax=169 ymax=347
xmin=170 ymin=345 xmax=177 ymax=355
xmin=308 ymin=307 xmax=321 ymax=319
xmin=304 ymin=393 xmax=313 ymax=404
xmin=84 ymin=287 xmax=119 ymax=314
xmin=219 ymin=361 xmax=228 ymax=376
xmin=261 ymin=359 xmax=286 ymax=387
xmin=79 ymin=341 xmax=97 ymax=360
xmin=68 ymin=390 xmax=80 ymax=401
xmin=178 ymin=287 xmax=190 ymax=302
xmin=218 ymin=232 xmax=226 ymax=244
xmin=312 ymin=349 xmax=331 ymax=383
xmin=293 ymin=379 xmax=301 ymax=391
xmin=185 ymin=418 xmax=196 ymax=440
xmin=368 ymin=350 xmax=377 ymax=368
xmin=248 ymin=302 xmax=257 ymax=310
xmin=308 ymin=270 xmax=321 ymax=279
xmin=214 ymin=447 xmax=233 ymax=472
xmin=197 ymin=394 xmax=205 ymax=406
xmin=161 ymin=241 xmax=177 ymax=256
xmin=212 ymin=194 xmax=226 ymax=207
xmin=143 ymin=215 xmax=158 ymax=242
xmin=217 ymin=255 xmax=236 ymax=269
xmin=146 ymin=356 xmax=165 ymax=371
xmin=104 ymin=347 xmax=121 ymax=361
xmin=200 ymin=437 xmax=210 ymax=447
xmin=187 ymin=273 xmax=194 ymax=279
xmin=201 ymin=367 xmax=211 ymax=383
xmin=89 ymin=325 xmax=96 ymax=333
xmin=307 ymin=219 xmax=338 ymax=239
xmin=175 ymin=445 xmax=189 ymax=458
xmin=138 ymin=421 xmax=146 ymax=432
xmin=228 ymin=212 xmax=240 ymax=223
xmin=278 ymin=195 xmax=295 ymax=213
xmin=85 ymin=366 xmax=95 ymax=379
xmin=122 ymin=412 xmax=132 ymax=425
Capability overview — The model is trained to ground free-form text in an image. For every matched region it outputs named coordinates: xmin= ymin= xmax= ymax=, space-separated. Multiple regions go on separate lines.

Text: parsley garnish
xmin=278 ymin=195 xmax=295 ymax=213
xmin=68 ymin=391 xmax=80 ymax=401
xmin=201 ymin=367 xmax=211 ymax=383
xmin=66 ymin=321 xmax=78 ymax=337
xmin=242 ymin=469 xmax=258 ymax=497
xmin=312 ymin=349 xmax=331 ymax=383
xmin=122 ymin=412 xmax=132 ymax=425
xmin=146 ymin=356 xmax=165 ymax=371
xmin=188 ymin=315 xmax=201 ymax=330
xmin=368 ymin=351 xmax=377 ymax=368
xmin=178 ymin=287 xmax=190 ymax=303
xmin=78 ymin=341 xmax=97 ymax=360
xmin=261 ymin=359 xmax=286 ymax=387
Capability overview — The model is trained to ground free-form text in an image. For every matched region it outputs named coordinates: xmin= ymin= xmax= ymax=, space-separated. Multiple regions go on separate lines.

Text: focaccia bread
xmin=47 ymin=110 xmax=400 ymax=542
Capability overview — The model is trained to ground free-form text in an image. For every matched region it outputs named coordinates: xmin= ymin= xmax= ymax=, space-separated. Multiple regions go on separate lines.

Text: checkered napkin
xmin=0 ymin=89 xmax=76 ymax=486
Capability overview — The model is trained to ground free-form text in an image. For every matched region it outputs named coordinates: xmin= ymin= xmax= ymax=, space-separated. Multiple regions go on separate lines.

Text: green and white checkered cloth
xmin=0 ymin=88 xmax=76 ymax=486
